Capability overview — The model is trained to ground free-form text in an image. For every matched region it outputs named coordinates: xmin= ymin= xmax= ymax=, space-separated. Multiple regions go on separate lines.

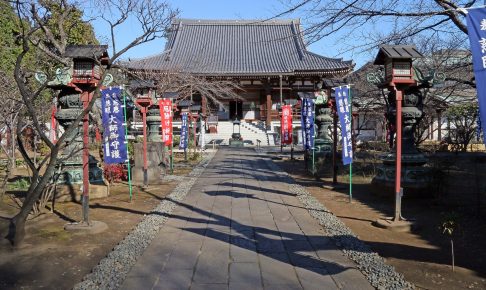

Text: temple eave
xmin=126 ymin=68 xmax=352 ymax=79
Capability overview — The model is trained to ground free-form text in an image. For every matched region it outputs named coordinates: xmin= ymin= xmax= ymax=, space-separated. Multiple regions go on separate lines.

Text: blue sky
xmin=91 ymin=0 xmax=368 ymax=68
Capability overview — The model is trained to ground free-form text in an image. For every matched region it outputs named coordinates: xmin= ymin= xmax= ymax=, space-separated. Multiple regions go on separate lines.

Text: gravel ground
xmin=262 ymin=152 xmax=414 ymax=290
xmin=73 ymin=151 xmax=216 ymax=290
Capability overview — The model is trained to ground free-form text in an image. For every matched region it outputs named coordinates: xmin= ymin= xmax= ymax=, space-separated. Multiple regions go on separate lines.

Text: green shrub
xmin=8 ymin=177 xmax=30 ymax=190
xmin=173 ymin=135 xmax=181 ymax=147
xmin=37 ymin=142 xmax=51 ymax=156
xmin=127 ymin=140 xmax=135 ymax=158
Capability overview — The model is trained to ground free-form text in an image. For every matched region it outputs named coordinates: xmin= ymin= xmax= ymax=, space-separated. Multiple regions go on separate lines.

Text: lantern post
xmin=372 ymin=45 xmax=423 ymax=230
xmin=70 ymin=45 xmax=108 ymax=225
xmin=81 ymin=91 xmax=92 ymax=223
xmin=135 ymin=96 xmax=153 ymax=188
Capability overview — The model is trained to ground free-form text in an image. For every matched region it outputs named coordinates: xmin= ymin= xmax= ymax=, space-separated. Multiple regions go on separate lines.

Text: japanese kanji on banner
xmin=50 ymin=99 xmax=57 ymax=143
xmin=281 ymin=105 xmax=293 ymax=145
xmin=335 ymin=86 xmax=353 ymax=165
xmin=179 ymin=113 xmax=189 ymax=149
xmin=158 ymin=99 xmax=173 ymax=146
xmin=300 ymin=98 xmax=315 ymax=150
xmin=102 ymin=87 xmax=128 ymax=164
xmin=466 ymin=8 xmax=486 ymax=145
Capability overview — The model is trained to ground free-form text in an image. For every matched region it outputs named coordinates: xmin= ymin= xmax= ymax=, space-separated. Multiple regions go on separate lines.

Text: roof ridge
xmin=304 ymin=50 xmax=344 ymax=62
xmin=125 ymin=51 xmax=169 ymax=65
xmin=290 ymin=21 xmax=304 ymax=60
xmin=174 ymin=18 xmax=301 ymax=25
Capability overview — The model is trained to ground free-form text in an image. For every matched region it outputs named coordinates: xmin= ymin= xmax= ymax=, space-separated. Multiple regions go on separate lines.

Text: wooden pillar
xmin=429 ymin=116 xmax=434 ymax=139
xmin=201 ymin=95 xmax=207 ymax=116
xmin=266 ymin=91 xmax=272 ymax=127
xmin=437 ymin=110 xmax=442 ymax=141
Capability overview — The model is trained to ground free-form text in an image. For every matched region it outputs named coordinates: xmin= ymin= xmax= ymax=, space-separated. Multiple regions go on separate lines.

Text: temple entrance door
xmin=229 ymin=100 xmax=243 ymax=120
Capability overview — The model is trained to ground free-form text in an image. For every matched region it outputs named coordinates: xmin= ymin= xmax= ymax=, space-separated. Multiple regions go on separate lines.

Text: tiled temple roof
xmin=126 ymin=19 xmax=353 ymax=77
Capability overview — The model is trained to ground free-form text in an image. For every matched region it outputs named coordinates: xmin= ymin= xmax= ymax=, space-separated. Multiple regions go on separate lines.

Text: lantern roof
xmin=65 ymin=45 xmax=109 ymax=60
xmin=323 ymin=78 xmax=348 ymax=88
xmin=162 ymin=92 xmax=179 ymax=99
xmin=373 ymin=45 xmax=423 ymax=65
xmin=178 ymin=99 xmax=193 ymax=107
xmin=129 ymin=79 xmax=156 ymax=89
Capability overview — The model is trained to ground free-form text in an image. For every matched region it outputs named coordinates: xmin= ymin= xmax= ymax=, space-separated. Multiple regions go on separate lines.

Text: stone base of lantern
xmin=64 ymin=220 xmax=108 ymax=234
xmin=372 ymin=152 xmax=432 ymax=196
xmin=305 ymin=140 xmax=333 ymax=176
xmin=373 ymin=217 xmax=416 ymax=233
xmin=53 ymin=154 xmax=108 ymax=202
xmin=229 ymin=139 xmax=244 ymax=147
xmin=55 ymin=183 xmax=109 ymax=202
xmin=132 ymin=142 xmax=166 ymax=185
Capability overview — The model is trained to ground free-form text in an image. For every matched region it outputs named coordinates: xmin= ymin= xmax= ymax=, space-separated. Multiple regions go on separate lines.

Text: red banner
xmin=159 ymin=99 xmax=173 ymax=146
xmin=50 ymin=104 xmax=57 ymax=143
xmin=281 ymin=105 xmax=293 ymax=145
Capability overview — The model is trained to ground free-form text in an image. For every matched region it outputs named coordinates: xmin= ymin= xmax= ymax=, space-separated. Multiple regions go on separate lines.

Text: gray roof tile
xmin=65 ymin=45 xmax=108 ymax=59
xmin=126 ymin=19 xmax=353 ymax=76
xmin=374 ymin=45 xmax=423 ymax=65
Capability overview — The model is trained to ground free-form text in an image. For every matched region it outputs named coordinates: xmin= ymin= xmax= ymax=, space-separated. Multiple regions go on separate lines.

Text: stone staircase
xmin=203 ymin=120 xmax=274 ymax=146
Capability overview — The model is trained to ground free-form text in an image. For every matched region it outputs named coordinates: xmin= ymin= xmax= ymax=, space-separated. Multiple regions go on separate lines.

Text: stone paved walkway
xmin=121 ymin=148 xmax=373 ymax=290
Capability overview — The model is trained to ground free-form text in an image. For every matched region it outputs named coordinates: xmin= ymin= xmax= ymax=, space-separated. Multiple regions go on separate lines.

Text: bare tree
xmin=278 ymin=1 xmax=472 ymax=52
xmin=347 ymin=62 xmax=387 ymax=141
xmin=127 ymin=68 xmax=243 ymax=108
xmin=445 ymin=102 xmax=479 ymax=151
xmin=6 ymin=0 xmax=178 ymax=246
xmin=0 ymin=71 xmax=22 ymax=200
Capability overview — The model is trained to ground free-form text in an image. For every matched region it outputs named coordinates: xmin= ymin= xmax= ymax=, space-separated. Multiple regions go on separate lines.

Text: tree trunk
xmin=6 ymin=154 xmax=58 ymax=246
xmin=451 ymin=239 xmax=455 ymax=272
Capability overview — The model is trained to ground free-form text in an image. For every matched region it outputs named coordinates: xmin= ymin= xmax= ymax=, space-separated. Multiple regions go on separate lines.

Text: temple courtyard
xmin=1 ymin=147 xmax=486 ymax=289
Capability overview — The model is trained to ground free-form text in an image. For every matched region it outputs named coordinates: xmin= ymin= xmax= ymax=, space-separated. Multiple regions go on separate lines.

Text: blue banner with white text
xmin=300 ymin=98 xmax=315 ymax=150
xmin=467 ymin=8 xmax=486 ymax=144
xmin=179 ymin=113 xmax=189 ymax=149
xmin=335 ymin=86 xmax=353 ymax=165
xmin=102 ymin=87 xmax=128 ymax=164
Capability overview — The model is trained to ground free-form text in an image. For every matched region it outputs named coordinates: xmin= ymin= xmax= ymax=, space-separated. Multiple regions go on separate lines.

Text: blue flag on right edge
xmin=466 ymin=8 xmax=486 ymax=144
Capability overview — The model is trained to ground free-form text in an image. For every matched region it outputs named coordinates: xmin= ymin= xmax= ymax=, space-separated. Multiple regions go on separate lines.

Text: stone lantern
xmin=305 ymin=83 xmax=334 ymax=175
xmin=229 ymin=119 xmax=244 ymax=147
xmin=50 ymin=46 xmax=108 ymax=192
xmin=369 ymin=45 xmax=434 ymax=230
xmin=313 ymin=89 xmax=333 ymax=154
xmin=370 ymin=45 xmax=435 ymax=192
xmin=130 ymin=80 xmax=165 ymax=185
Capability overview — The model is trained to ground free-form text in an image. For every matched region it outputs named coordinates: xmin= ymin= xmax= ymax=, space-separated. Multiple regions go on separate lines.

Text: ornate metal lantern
xmin=64 ymin=45 xmax=109 ymax=85
xmin=374 ymin=45 xmax=423 ymax=87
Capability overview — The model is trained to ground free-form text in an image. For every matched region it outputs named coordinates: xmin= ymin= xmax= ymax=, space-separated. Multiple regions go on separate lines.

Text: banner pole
xmin=348 ymin=85 xmax=353 ymax=203
xmin=122 ymin=87 xmax=133 ymax=202
xmin=170 ymin=103 xmax=174 ymax=174
xmin=183 ymin=113 xmax=188 ymax=161
xmin=170 ymin=142 xmax=174 ymax=174
xmin=312 ymin=100 xmax=316 ymax=174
